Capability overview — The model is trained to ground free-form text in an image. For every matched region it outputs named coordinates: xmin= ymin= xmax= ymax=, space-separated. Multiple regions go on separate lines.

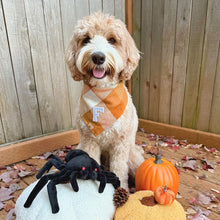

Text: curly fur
xmin=65 ymin=12 xmax=144 ymax=189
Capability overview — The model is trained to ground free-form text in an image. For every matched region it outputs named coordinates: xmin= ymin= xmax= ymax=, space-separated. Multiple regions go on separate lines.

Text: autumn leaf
xmin=6 ymin=208 xmax=15 ymax=220
xmin=18 ymin=170 xmax=31 ymax=178
xmin=4 ymin=202 xmax=15 ymax=212
xmin=0 ymin=187 xmax=14 ymax=202
xmin=197 ymin=192 xmax=211 ymax=205
xmin=183 ymin=160 xmax=198 ymax=171
xmin=201 ymin=159 xmax=215 ymax=171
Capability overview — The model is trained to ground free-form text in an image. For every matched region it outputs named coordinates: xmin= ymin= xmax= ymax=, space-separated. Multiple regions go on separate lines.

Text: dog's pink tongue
xmin=93 ymin=68 xmax=105 ymax=78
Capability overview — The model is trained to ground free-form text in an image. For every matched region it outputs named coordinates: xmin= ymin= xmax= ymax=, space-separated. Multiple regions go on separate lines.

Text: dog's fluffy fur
xmin=65 ymin=12 xmax=144 ymax=189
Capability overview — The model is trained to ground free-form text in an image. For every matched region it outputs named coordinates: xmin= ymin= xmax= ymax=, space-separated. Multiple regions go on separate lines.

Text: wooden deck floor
xmin=0 ymin=130 xmax=220 ymax=219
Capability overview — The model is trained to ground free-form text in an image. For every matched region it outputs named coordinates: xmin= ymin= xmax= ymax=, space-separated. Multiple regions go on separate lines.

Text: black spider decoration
xmin=24 ymin=149 xmax=120 ymax=213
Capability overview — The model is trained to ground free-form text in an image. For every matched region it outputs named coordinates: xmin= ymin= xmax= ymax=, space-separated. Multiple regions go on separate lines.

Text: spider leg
xmin=97 ymin=172 xmax=107 ymax=193
xmin=70 ymin=171 xmax=79 ymax=192
xmin=47 ymin=171 xmax=72 ymax=214
xmin=24 ymin=169 xmax=66 ymax=208
xmin=36 ymin=156 xmax=65 ymax=179
xmin=104 ymin=171 xmax=120 ymax=189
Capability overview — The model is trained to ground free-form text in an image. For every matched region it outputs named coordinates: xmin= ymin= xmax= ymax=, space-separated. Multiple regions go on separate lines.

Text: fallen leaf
xmin=189 ymin=197 xmax=198 ymax=205
xmin=182 ymin=156 xmax=196 ymax=161
xmin=9 ymin=183 xmax=23 ymax=193
xmin=18 ymin=170 xmax=31 ymax=178
xmin=14 ymin=164 xmax=26 ymax=171
xmin=0 ymin=172 xmax=13 ymax=183
xmin=197 ymin=192 xmax=211 ymax=205
xmin=170 ymin=145 xmax=180 ymax=151
xmin=183 ymin=160 xmax=198 ymax=171
xmin=0 ymin=166 xmax=7 ymax=170
xmin=191 ymin=144 xmax=202 ymax=149
xmin=201 ymin=159 xmax=215 ymax=171
xmin=190 ymin=208 xmax=211 ymax=220
xmin=6 ymin=208 xmax=15 ymax=220
xmin=4 ymin=202 xmax=15 ymax=212
xmin=186 ymin=207 xmax=197 ymax=215
xmin=207 ymin=204 xmax=217 ymax=210
xmin=9 ymin=170 xmax=19 ymax=179
xmin=0 ymin=187 xmax=14 ymax=202
xmin=5 ymin=178 xmax=20 ymax=188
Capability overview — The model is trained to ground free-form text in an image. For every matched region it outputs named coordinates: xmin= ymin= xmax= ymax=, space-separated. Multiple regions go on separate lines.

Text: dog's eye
xmin=82 ymin=36 xmax=90 ymax=44
xmin=108 ymin=37 xmax=116 ymax=44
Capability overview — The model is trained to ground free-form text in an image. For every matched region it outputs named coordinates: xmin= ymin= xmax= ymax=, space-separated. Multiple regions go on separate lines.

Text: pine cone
xmin=113 ymin=187 xmax=129 ymax=208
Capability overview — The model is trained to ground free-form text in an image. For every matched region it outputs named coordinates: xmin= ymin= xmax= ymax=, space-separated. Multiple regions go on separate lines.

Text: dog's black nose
xmin=92 ymin=52 xmax=106 ymax=65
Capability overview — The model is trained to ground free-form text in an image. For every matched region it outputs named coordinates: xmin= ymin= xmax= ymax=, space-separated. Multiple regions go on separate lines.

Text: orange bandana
xmin=80 ymin=82 xmax=128 ymax=136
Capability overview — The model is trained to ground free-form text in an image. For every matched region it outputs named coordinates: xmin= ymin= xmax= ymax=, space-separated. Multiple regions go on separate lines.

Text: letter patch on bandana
xmin=93 ymin=107 xmax=104 ymax=122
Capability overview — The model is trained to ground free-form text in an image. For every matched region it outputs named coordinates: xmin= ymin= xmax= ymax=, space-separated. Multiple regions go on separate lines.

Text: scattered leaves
xmin=183 ymin=160 xmax=198 ymax=171
xmin=6 ymin=208 xmax=15 ymax=220
xmin=0 ymin=187 xmax=14 ymax=202
xmin=197 ymin=192 xmax=211 ymax=205
xmin=4 ymin=202 xmax=15 ymax=212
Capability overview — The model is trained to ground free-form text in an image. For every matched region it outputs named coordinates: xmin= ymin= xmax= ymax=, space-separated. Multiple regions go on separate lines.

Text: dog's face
xmin=66 ymin=12 xmax=140 ymax=88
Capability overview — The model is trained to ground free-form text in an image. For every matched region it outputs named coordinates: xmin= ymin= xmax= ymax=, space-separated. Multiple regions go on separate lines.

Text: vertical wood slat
xmin=132 ymin=0 xmax=141 ymax=113
xmin=89 ymin=0 xmax=102 ymax=14
xmin=115 ymin=0 xmax=125 ymax=22
xmin=103 ymin=0 xmax=115 ymax=15
xmin=2 ymin=0 xmax=42 ymax=138
xmin=196 ymin=0 xmax=220 ymax=131
xmin=139 ymin=0 xmax=152 ymax=119
xmin=209 ymin=43 xmax=220 ymax=134
xmin=170 ymin=0 xmax=192 ymax=126
xmin=43 ymin=0 xmax=71 ymax=130
xmin=158 ymin=0 xmax=177 ymax=124
xmin=24 ymin=0 xmax=58 ymax=133
xmin=182 ymin=0 xmax=208 ymax=129
xmin=0 ymin=2 xmax=24 ymax=142
xmin=148 ymin=0 xmax=164 ymax=121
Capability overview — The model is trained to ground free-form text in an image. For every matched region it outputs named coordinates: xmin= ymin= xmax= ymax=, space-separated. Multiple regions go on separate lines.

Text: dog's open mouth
xmin=91 ymin=68 xmax=107 ymax=79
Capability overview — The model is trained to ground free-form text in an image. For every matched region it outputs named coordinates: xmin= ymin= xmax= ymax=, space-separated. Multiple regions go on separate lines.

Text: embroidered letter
xmin=93 ymin=107 xmax=104 ymax=122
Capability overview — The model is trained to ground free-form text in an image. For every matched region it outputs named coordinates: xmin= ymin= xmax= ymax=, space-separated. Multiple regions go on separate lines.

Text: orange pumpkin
xmin=154 ymin=185 xmax=175 ymax=205
xmin=135 ymin=155 xmax=179 ymax=196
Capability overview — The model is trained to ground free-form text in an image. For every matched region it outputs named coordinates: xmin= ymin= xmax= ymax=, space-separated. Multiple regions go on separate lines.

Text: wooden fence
xmin=0 ymin=0 xmax=125 ymax=145
xmin=133 ymin=0 xmax=220 ymax=134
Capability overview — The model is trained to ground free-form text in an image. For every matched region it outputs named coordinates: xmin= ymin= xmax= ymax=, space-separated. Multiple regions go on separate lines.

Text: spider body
xmin=24 ymin=149 xmax=120 ymax=213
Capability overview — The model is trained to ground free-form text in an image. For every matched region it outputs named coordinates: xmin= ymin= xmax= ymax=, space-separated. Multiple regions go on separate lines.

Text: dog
xmin=65 ymin=12 xmax=144 ymax=190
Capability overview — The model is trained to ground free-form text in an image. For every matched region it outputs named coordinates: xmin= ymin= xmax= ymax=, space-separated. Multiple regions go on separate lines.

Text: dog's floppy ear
xmin=120 ymin=29 xmax=140 ymax=81
xmin=65 ymin=36 xmax=83 ymax=81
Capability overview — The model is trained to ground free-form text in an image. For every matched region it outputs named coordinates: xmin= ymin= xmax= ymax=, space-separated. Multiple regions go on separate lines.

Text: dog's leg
xmin=109 ymin=144 xmax=130 ymax=190
xmin=128 ymin=145 xmax=144 ymax=177
xmin=77 ymin=138 xmax=101 ymax=164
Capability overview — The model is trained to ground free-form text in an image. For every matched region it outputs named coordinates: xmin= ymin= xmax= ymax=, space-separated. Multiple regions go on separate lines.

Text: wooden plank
xmin=170 ymin=0 xmax=192 ymax=126
xmin=0 ymin=115 xmax=5 ymax=144
xmin=158 ymin=0 xmax=177 ymax=123
xmin=196 ymin=0 xmax=220 ymax=132
xmin=115 ymin=0 xmax=125 ymax=22
xmin=43 ymin=0 xmax=72 ymax=130
xmin=0 ymin=2 xmax=24 ymax=142
xmin=103 ymin=0 xmax=114 ymax=15
xmin=24 ymin=0 xmax=58 ymax=133
xmin=138 ymin=118 xmax=220 ymax=149
xmin=139 ymin=0 xmax=152 ymax=119
xmin=89 ymin=0 xmax=102 ymax=14
xmin=60 ymin=0 xmax=81 ymax=129
xmin=0 ymin=130 xmax=80 ymax=166
xmin=182 ymin=0 xmax=208 ymax=129
xmin=132 ymin=0 xmax=141 ymax=113
xmin=209 ymin=43 xmax=220 ymax=134
xmin=148 ymin=0 xmax=164 ymax=121
xmin=2 ymin=0 xmax=42 ymax=138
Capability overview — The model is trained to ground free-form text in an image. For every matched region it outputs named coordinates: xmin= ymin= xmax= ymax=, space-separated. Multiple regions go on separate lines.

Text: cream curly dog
xmin=65 ymin=12 xmax=144 ymax=189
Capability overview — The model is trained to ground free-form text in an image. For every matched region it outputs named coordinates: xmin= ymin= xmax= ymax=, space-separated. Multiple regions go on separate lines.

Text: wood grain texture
xmin=43 ymin=0 xmax=72 ymax=130
xmin=2 ymin=0 xmax=42 ymax=138
xmin=148 ymin=0 xmax=164 ymax=121
xmin=139 ymin=0 xmax=152 ymax=119
xmin=158 ymin=0 xmax=177 ymax=123
xmin=182 ymin=0 xmax=208 ymax=129
xmin=0 ymin=2 xmax=24 ymax=142
xmin=209 ymin=43 xmax=220 ymax=134
xmin=132 ymin=0 xmax=141 ymax=113
xmin=170 ymin=0 xmax=192 ymax=126
xmin=196 ymin=0 xmax=220 ymax=132
xmin=24 ymin=0 xmax=58 ymax=133
xmin=103 ymin=0 xmax=114 ymax=15
xmin=89 ymin=0 xmax=102 ymax=14
xmin=0 ymin=130 xmax=80 ymax=166
xmin=115 ymin=0 xmax=125 ymax=22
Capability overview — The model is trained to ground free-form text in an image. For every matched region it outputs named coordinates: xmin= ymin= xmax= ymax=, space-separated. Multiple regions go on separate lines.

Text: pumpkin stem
xmin=163 ymin=185 xmax=168 ymax=192
xmin=154 ymin=155 xmax=163 ymax=164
